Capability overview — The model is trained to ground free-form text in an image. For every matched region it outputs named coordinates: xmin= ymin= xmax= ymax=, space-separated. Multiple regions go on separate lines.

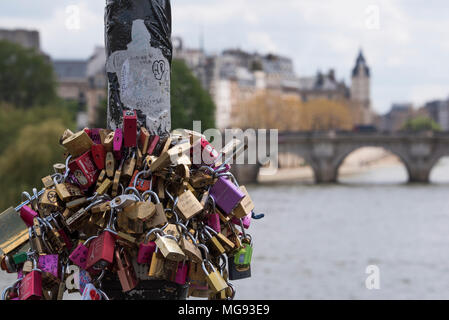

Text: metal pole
xmin=105 ymin=0 xmax=172 ymax=137
xmin=103 ymin=0 xmax=187 ymax=300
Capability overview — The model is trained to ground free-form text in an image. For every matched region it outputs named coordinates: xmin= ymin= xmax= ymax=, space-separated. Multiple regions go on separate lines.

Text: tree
xmin=235 ymin=91 xmax=302 ymax=130
xmin=402 ymin=116 xmax=441 ymax=132
xmin=170 ymin=59 xmax=215 ymax=130
xmin=0 ymin=40 xmax=57 ymax=108
xmin=235 ymin=91 xmax=353 ymax=131
xmin=299 ymin=99 xmax=353 ymax=131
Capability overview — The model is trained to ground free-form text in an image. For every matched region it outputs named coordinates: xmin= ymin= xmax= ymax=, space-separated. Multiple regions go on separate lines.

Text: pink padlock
xmin=207 ymin=212 xmax=221 ymax=234
xmin=19 ymin=205 xmax=38 ymax=227
xmin=68 ymin=236 xmax=97 ymax=270
xmin=88 ymin=128 xmax=102 ymax=145
xmin=113 ymin=128 xmax=123 ymax=160
xmin=174 ymin=261 xmax=190 ymax=285
xmin=38 ymin=255 xmax=59 ymax=279
xmin=137 ymin=229 xmax=160 ymax=264
xmin=232 ymin=212 xmax=251 ymax=229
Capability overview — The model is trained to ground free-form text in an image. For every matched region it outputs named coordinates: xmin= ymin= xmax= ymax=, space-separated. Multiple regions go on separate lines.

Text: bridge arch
xmin=334 ymin=146 xmax=410 ymax=183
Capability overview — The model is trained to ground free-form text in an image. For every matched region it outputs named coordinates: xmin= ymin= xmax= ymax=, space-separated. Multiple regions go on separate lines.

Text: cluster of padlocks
xmin=0 ymin=110 xmax=261 ymax=300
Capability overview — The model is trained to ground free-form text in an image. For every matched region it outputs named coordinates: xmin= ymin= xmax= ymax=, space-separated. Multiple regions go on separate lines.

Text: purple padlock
xmin=207 ymin=212 xmax=221 ymax=234
xmin=113 ymin=128 xmax=123 ymax=160
xmin=210 ymin=177 xmax=245 ymax=215
xmin=38 ymin=255 xmax=59 ymax=278
xmin=89 ymin=128 xmax=102 ymax=145
xmin=19 ymin=205 xmax=38 ymax=227
xmin=174 ymin=262 xmax=190 ymax=285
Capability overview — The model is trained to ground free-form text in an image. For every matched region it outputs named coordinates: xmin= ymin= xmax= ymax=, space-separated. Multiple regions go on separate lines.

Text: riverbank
xmin=259 ymin=147 xmax=401 ymax=183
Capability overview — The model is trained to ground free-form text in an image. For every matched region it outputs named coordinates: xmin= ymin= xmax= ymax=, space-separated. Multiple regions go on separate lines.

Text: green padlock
xmin=233 ymin=241 xmax=253 ymax=266
xmin=13 ymin=252 xmax=28 ymax=265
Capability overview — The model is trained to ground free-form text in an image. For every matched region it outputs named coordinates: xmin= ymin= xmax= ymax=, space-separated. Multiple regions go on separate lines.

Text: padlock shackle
xmin=1 ymin=278 xmax=22 ymax=300
xmin=142 ymin=190 xmax=160 ymax=204
xmin=15 ymin=189 xmax=45 ymax=212
xmin=124 ymin=187 xmax=143 ymax=201
xmin=144 ymin=228 xmax=164 ymax=243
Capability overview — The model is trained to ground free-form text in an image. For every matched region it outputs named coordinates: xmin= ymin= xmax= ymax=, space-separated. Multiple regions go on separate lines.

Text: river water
xmin=2 ymin=159 xmax=449 ymax=300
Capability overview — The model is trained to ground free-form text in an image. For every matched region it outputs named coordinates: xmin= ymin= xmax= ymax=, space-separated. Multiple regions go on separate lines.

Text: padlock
xmin=41 ymin=175 xmax=55 ymax=189
xmin=103 ymin=131 xmax=115 ymax=152
xmin=232 ymin=186 xmax=255 ymax=219
xmin=188 ymin=261 xmax=209 ymax=298
xmin=99 ymin=128 xmax=113 ymax=145
xmin=1 ymin=255 xmax=17 ymax=273
xmin=19 ymin=205 xmax=38 ymax=227
xmin=113 ymin=128 xmax=123 ymax=160
xmin=123 ymin=152 xmax=136 ymax=180
xmin=207 ymin=212 xmax=221 ymax=234
xmin=123 ymin=110 xmax=137 ymax=148
xmin=38 ymin=189 xmax=61 ymax=213
xmin=68 ymin=151 xmax=99 ymax=190
xmin=105 ymin=152 xmax=115 ymax=178
xmin=228 ymin=258 xmax=251 ymax=280
xmin=41 ymin=219 xmax=65 ymax=253
xmin=68 ymin=236 xmax=97 ymax=270
xmin=147 ymin=247 xmax=165 ymax=279
xmin=12 ymin=252 xmax=28 ymax=266
xmin=55 ymin=183 xmax=83 ymax=202
xmin=66 ymin=197 xmax=87 ymax=210
xmin=79 ymin=268 xmax=93 ymax=294
xmin=111 ymin=160 xmax=122 ymax=197
xmin=210 ymin=176 xmax=245 ymax=215
xmin=81 ymin=283 xmax=104 ymax=300
xmin=62 ymin=130 xmax=94 ymax=158
xmin=233 ymin=237 xmax=253 ymax=266
xmin=201 ymin=260 xmax=228 ymax=293
xmin=191 ymin=137 xmax=219 ymax=166
xmin=144 ymin=193 xmax=168 ymax=229
xmin=124 ymin=202 xmax=156 ymax=234
xmin=38 ymin=254 xmax=59 ymax=279
xmin=147 ymin=135 xmax=160 ymax=156
xmin=91 ymin=144 xmax=106 ymax=170
xmin=19 ymin=258 xmax=43 ymax=300
xmin=30 ymin=224 xmax=46 ymax=254
xmin=96 ymin=178 xmax=112 ymax=195
xmin=129 ymin=170 xmax=151 ymax=192
xmin=168 ymin=260 xmax=190 ymax=285
xmin=137 ymin=228 xmax=161 ymax=264
xmin=49 ymin=214 xmax=73 ymax=250
xmin=203 ymin=228 xmax=226 ymax=257
xmin=115 ymin=248 xmax=139 ymax=292
xmin=87 ymin=128 xmax=102 ymax=145
xmin=176 ymin=190 xmax=203 ymax=221
xmin=155 ymin=234 xmax=185 ymax=262
xmin=139 ymin=127 xmax=151 ymax=155
xmin=231 ymin=212 xmax=251 ymax=229
xmin=85 ymin=230 xmax=116 ymax=270
xmin=205 ymin=226 xmax=235 ymax=253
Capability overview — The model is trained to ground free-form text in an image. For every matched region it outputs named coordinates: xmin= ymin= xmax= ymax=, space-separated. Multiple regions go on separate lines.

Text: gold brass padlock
xmin=155 ymin=234 xmax=185 ymax=262
xmin=232 ymin=186 xmax=255 ymax=219
xmin=202 ymin=260 xmax=228 ymax=293
xmin=176 ymin=190 xmax=203 ymax=221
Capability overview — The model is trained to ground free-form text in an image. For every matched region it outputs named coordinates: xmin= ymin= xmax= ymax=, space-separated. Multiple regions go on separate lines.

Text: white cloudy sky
xmin=1 ymin=0 xmax=448 ymax=114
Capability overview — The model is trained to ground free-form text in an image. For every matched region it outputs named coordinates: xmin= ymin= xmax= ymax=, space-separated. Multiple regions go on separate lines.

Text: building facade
xmin=350 ymin=51 xmax=372 ymax=125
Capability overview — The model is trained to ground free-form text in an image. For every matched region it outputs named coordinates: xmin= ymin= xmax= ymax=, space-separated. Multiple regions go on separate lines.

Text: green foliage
xmin=171 ymin=59 xmax=216 ymax=130
xmin=402 ymin=116 xmax=442 ymax=132
xmin=0 ymin=105 xmax=75 ymax=209
xmin=0 ymin=40 xmax=57 ymax=108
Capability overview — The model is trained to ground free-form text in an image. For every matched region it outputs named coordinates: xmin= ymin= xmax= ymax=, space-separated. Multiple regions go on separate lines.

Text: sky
xmin=1 ymin=0 xmax=448 ymax=114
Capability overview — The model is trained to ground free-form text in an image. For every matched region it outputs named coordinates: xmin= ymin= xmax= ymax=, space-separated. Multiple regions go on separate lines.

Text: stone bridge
xmin=232 ymin=131 xmax=449 ymax=184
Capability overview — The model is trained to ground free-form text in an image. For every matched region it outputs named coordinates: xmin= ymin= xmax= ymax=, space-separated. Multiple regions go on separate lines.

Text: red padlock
xmin=123 ymin=110 xmax=137 ymax=148
xmin=19 ymin=259 xmax=43 ymax=300
xmin=147 ymin=135 xmax=160 ymax=155
xmin=91 ymin=144 xmax=106 ymax=170
xmin=68 ymin=150 xmax=99 ymax=190
xmin=113 ymin=128 xmax=123 ymax=160
xmin=129 ymin=170 xmax=151 ymax=192
xmin=85 ymin=230 xmax=116 ymax=270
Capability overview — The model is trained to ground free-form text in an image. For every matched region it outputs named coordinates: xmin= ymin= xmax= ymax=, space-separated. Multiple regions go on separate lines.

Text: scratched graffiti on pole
xmin=105 ymin=0 xmax=172 ymax=136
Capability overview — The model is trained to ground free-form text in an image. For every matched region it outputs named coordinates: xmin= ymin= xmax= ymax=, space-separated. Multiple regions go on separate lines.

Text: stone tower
xmin=351 ymin=50 xmax=372 ymax=125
